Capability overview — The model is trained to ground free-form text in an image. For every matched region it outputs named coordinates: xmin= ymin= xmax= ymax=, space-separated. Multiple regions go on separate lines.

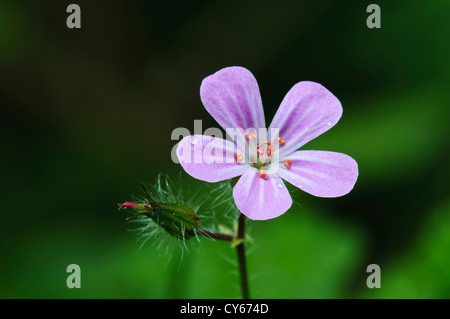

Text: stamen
xmin=246 ymin=133 xmax=257 ymax=140
xmin=267 ymin=143 xmax=273 ymax=156
xmin=235 ymin=153 xmax=243 ymax=163
xmin=284 ymin=159 xmax=291 ymax=169
xmin=259 ymin=169 xmax=267 ymax=179
xmin=278 ymin=137 xmax=285 ymax=145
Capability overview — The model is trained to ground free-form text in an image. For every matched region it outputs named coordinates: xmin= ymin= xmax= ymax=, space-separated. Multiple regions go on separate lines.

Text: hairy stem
xmin=236 ymin=213 xmax=250 ymax=299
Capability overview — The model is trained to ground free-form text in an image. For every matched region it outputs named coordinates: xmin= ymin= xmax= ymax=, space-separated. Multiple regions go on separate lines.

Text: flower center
xmin=247 ymin=140 xmax=271 ymax=170
xmin=237 ymin=134 xmax=289 ymax=179
xmin=255 ymin=139 xmax=287 ymax=178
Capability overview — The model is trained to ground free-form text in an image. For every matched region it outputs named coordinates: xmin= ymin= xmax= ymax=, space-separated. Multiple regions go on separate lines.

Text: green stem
xmin=236 ymin=213 xmax=250 ymax=299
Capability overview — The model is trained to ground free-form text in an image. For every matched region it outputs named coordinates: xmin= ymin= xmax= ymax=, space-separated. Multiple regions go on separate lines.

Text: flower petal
xmin=200 ymin=66 xmax=266 ymax=132
xmin=233 ymin=168 xmax=292 ymax=220
xmin=278 ymin=151 xmax=358 ymax=197
xmin=177 ymin=135 xmax=247 ymax=182
xmin=269 ymin=81 xmax=342 ymax=158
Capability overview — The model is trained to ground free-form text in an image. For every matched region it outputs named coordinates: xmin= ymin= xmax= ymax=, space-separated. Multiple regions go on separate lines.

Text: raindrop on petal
xmin=190 ymin=136 xmax=199 ymax=144
xmin=327 ymin=121 xmax=332 ymax=127
xmin=276 ymin=181 xmax=283 ymax=188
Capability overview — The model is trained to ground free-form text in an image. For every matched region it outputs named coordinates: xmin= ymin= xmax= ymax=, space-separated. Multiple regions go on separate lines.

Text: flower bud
xmin=119 ymin=200 xmax=201 ymax=240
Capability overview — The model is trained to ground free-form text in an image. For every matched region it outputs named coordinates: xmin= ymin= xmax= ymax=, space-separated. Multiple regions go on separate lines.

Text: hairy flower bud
xmin=119 ymin=200 xmax=201 ymax=240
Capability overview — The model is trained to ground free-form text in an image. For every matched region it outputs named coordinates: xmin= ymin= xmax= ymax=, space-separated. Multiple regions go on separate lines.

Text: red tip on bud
xmin=118 ymin=202 xmax=146 ymax=210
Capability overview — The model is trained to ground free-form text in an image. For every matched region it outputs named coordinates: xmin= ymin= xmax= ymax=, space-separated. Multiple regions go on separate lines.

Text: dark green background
xmin=1 ymin=0 xmax=449 ymax=298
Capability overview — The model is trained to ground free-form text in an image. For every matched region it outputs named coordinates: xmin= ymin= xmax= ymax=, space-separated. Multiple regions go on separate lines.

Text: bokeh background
xmin=1 ymin=0 xmax=449 ymax=298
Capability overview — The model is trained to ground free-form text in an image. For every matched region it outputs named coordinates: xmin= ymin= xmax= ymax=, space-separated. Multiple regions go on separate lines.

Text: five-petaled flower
xmin=177 ymin=66 xmax=358 ymax=220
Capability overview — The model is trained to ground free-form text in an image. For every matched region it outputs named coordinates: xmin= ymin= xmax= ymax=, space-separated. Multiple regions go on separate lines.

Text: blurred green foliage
xmin=0 ymin=0 xmax=449 ymax=298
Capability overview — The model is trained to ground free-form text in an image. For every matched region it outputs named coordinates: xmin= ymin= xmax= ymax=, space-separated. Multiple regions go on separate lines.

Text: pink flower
xmin=177 ymin=66 xmax=358 ymax=220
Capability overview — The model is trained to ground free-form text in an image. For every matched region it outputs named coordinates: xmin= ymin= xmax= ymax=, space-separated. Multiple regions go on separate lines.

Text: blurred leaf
xmin=186 ymin=206 xmax=364 ymax=298
xmin=362 ymin=200 xmax=450 ymax=298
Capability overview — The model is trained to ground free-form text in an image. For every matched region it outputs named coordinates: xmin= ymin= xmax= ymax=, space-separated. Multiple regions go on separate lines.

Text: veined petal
xmin=233 ymin=168 xmax=292 ymax=220
xmin=278 ymin=150 xmax=358 ymax=197
xmin=177 ymin=135 xmax=247 ymax=182
xmin=269 ymin=81 xmax=342 ymax=158
xmin=200 ymin=66 xmax=266 ymax=132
